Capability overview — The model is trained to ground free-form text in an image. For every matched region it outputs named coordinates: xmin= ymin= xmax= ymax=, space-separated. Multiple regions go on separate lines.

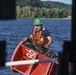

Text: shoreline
xmin=17 ymin=17 xmax=71 ymax=20
xmin=40 ymin=17 xmax=71 ymax=20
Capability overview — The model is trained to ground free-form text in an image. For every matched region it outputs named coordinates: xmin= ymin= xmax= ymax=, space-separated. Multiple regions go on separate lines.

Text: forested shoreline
xmin=16 ymin=0 xmax=71 ymax=19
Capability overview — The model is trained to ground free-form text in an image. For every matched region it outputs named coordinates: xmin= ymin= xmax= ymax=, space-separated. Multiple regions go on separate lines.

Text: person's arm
xmin=22 ymin=37 xmax=28 ymax=42
xmin=22 ymin=35 xmax=32 ymax=42
xmin=44 ymin=36 xmax=53 ymax=48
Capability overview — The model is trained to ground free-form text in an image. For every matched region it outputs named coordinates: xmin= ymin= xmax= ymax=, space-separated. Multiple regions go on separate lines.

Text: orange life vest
xmin=32 ymin=27 xmax=49 ymax=45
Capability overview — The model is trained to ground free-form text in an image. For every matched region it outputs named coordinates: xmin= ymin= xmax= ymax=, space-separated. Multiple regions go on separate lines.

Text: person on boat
xmin=22 ymin=18 xmax=56 ymax=58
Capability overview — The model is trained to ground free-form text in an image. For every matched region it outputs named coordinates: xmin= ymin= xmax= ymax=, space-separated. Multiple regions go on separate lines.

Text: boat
xmin=10 ymin=40 xmax=58 ymax=75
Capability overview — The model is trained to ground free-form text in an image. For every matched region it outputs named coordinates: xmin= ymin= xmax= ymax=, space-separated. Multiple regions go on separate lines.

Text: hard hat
xmin=33 ymin=18 xmax=42 ymax=26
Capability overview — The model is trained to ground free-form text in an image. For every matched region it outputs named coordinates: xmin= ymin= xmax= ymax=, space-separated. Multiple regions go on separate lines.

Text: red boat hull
xmin=11 ymin=41 xmax=58 ymax=75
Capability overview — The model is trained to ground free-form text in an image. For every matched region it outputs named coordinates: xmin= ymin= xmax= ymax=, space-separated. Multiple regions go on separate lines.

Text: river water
xmin=0 ymin=19 xmax=71 ymax=75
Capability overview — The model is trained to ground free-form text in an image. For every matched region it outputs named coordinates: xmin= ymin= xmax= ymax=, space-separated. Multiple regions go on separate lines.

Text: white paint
xmin=26 ymin=49 xmax=36 ymax=59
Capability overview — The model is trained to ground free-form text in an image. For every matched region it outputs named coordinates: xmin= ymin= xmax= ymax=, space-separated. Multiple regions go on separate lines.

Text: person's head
xmin=33 ymin=18 xmax=42 ymax=30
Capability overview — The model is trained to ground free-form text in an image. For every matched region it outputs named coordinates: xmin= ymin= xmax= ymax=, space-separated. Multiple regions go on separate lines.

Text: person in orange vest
xmin=22 ymin=18 xmax=56 ymax=58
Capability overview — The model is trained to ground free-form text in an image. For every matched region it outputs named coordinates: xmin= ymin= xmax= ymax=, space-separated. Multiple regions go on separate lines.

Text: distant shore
xmin=18 ymin=17 xmax=71 ymax=20
xmin=40 ymin=16 xmax=71 ymax=20
xmin=17 ymin=16 xmax=71 ymax=20
xmin=40 ymin=18 xmax=71 ymax=20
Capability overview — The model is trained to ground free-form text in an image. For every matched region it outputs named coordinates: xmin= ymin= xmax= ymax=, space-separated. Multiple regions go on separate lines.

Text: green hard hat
xmin=33 ymin=18 xmax=42 ymax=26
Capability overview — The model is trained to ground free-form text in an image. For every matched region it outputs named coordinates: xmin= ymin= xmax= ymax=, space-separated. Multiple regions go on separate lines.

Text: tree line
xmin=16 ymin=0 xmax=71 ymax=18
xmin=16 ymin=6 xmax=71 ymax=19
xmin=16 ymin=0 xmax=71 ymax=10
